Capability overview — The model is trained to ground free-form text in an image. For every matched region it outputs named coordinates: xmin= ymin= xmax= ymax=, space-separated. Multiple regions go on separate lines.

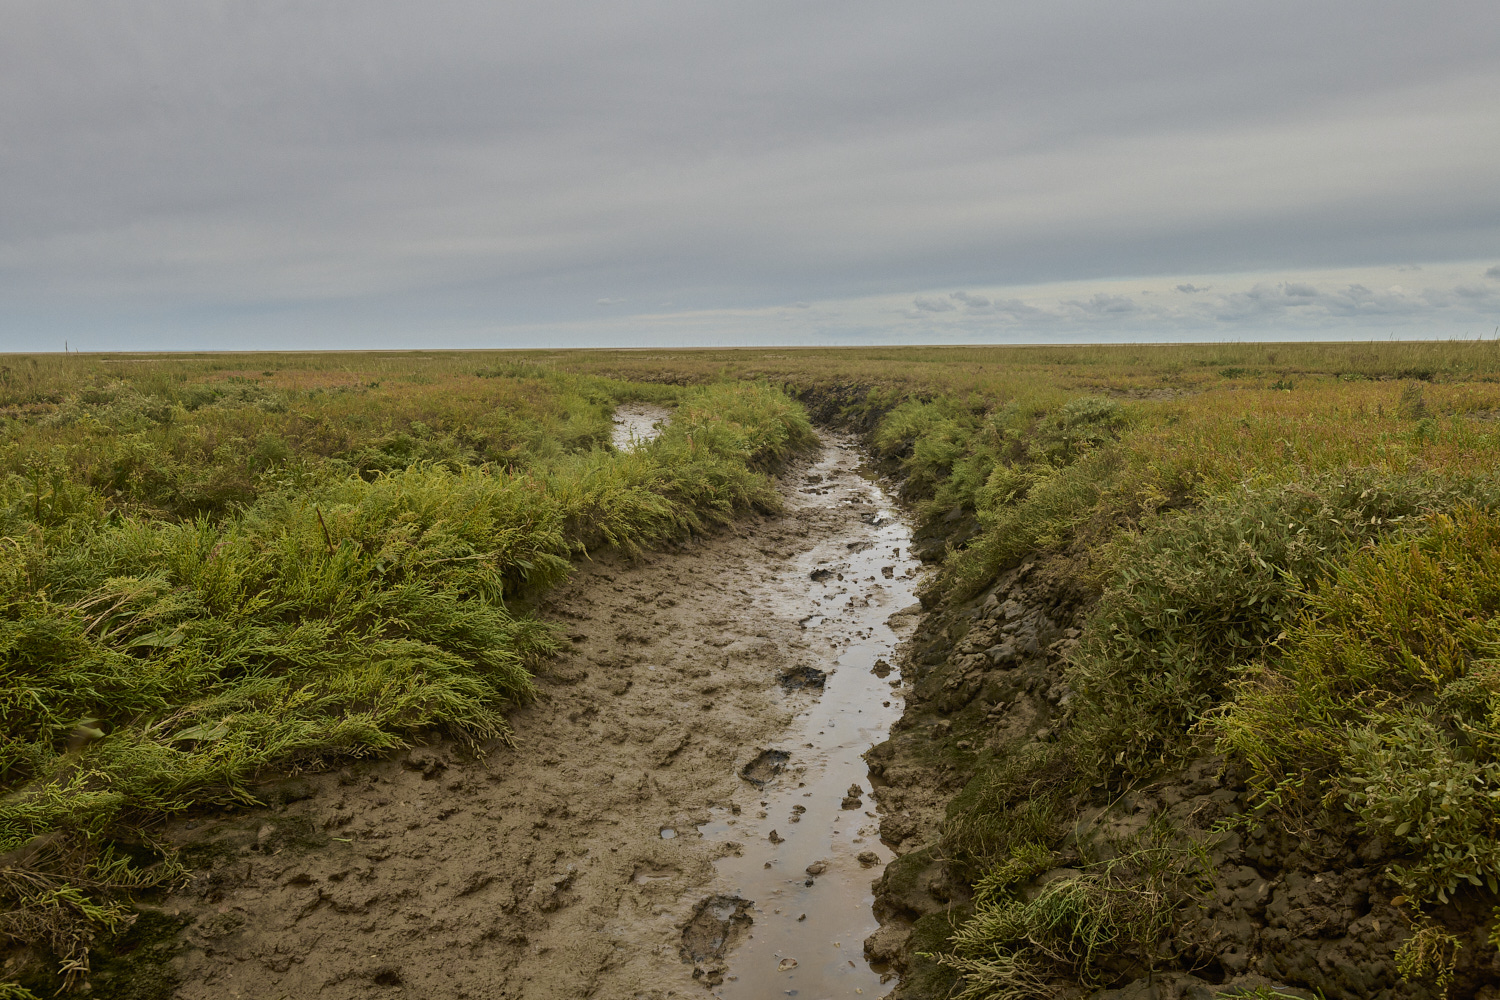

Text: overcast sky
xmin=3 ymin=0 xmax=1498 ymax=350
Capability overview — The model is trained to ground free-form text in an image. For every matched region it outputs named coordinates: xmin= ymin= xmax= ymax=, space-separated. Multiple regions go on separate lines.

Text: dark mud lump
xmin=740 ymin=749 xmax=790 ymax=786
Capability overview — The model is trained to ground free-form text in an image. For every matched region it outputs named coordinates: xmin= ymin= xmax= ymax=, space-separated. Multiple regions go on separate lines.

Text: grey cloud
xmin=989 ymin=298 xmax=1045 ymax=320
xmin=1 ymin=1 xmax=1498 ymax=347
xmin=1076 ymin=293 xmax=1138 ymax=315
xmin=1486 ymin=265 xmax=1500 ymax=279
xmin=867 ymin=269 xmax=1500 ymax=346
xmin=1175 ymin=284 xmax=1208 ymax=293
xmin=913 ymin=295 xmax=956 ymax=313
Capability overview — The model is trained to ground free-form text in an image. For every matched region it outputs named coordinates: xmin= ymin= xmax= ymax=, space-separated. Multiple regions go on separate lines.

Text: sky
xmin=2 ymin=1 xmax=1498 ymax=351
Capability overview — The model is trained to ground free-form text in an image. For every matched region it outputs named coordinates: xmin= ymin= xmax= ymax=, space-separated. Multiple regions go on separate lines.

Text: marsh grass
xmin=10 ymin=342 xmax=1500 ymax=994
xmin=938 ymin=821 xmax=1210 ymax=999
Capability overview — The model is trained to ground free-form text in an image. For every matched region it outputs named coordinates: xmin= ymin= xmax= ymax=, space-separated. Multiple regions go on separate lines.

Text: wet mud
xmin=610 ymin=402 xmax=671 ymax=450
xmin=156 ymin=437 xmax=923 ymax=999
xmin=691 ymin=463 xmax=924 ymax=999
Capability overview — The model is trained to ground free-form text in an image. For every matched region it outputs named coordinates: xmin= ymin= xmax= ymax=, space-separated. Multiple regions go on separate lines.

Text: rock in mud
xmin=841 ymin=783 xmax=864 ymax=809
xmin=778 ymin=665 xmax=827 ymax=692
xmin=680 ymin=894 xmax=754 ymax=986
xmin=768 ymin=829 xmax=784 ymax=844
xmin=805 ymin=860 xmax=828 ymax=876
xmin=740 ymin=748 xmax=791 ymax=786
xmin=871 ymin=658 xmax=892 ymax=678
xmin=777 ymin=957 xmax=798 ymax=971
xmin=857 ymin=850 xmax=880 ymax=867
xmin=985 ymin=640 xmax=1017 ymax=666
xmin=864 ymin=922 xmax=911 ymax=965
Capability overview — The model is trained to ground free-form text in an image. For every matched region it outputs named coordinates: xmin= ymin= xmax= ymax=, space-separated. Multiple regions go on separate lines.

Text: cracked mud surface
xmin=157 ymin=437 xmax=921 ymax=1000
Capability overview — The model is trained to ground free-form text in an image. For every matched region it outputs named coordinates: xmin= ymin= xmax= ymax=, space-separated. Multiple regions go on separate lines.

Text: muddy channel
xmin=154 ymin=436 xmax=925 ymax=1000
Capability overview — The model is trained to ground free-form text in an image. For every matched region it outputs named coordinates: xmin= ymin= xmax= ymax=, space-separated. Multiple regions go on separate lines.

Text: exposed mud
xmin=152 ymin=437 xmax=923 ymax=999
xmin=611 ymin=402 xmax=672 ymax=450
xmin=691 ymin=461 xmax=924 ymax=998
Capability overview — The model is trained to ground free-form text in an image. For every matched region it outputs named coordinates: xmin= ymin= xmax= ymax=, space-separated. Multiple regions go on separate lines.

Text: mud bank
xmin=861 ymin=554 xmax=1500 ymax=1000
xmin=132 ymin=438 xmax=925 ymax=1000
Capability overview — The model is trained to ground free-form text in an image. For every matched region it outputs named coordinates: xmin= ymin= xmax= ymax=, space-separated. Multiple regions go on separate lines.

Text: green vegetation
xmin=9 ymin=342 xmax=1500 ymax=995
xmin=1220 ymin=507 xmax=1500 ymax=903
xmin=0 ymin=354 xmax=813 ymax=989
xmin=827 ymin=356 xmax=1500 ymax=996
xmin=939 ymin=825 xmax=1208 ymax=999
xmin=528 ymin=341 xmax=1500 ymax=997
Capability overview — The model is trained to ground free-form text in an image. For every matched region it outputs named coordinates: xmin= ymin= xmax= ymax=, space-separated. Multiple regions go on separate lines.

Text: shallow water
xmin=698 ymin=438 xmax=925 ymax=1000
xmin=611 ymin=402 xmax=672 ymax=450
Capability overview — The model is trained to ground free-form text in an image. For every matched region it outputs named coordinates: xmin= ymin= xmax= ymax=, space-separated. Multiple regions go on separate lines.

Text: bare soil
xmin=152 ymin=438 xmax=921 ymax=1000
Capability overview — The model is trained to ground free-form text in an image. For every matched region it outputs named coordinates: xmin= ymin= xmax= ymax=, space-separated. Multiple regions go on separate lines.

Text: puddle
xmin=611 ymin=402 xmax=671 ymax=450
xmin=696 ymin=437 xmax=926 ymax=1000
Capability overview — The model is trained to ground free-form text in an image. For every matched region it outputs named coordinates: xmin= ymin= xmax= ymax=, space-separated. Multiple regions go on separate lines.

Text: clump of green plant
xmin=938 ymin=823 xmax=1209 ymax=999
xmin=1399 ymin=381 xmax=1430 ymax=421
xmin=1030 ymin=396 xmax=1125 ymax=465
xmin=1394 ymin=921 xmax=1462 ymax=997
xmin=939 ymin=739 xmax=1067 ymax=881
xmin=1217 ymin=508 xmax=1500 ymax=911
xmin=1067 ymin=471 xmax=1495 ymax=781
xmin=872 ymin=396 xmax=995 ymax=501
xmin=871 ymin=393 xmax=1125 ymax=599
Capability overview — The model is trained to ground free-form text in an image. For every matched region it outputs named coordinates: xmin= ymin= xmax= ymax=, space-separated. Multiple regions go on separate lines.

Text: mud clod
xmin=402 ymin=748 xmax=448 ymax=778
xmin=680 ymin=894 xmax=754 ymax=985
xmin=741 ymin=749 xmax=791 ymax=786
xmin=778 ymin=665 xmax=827 ymax=691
